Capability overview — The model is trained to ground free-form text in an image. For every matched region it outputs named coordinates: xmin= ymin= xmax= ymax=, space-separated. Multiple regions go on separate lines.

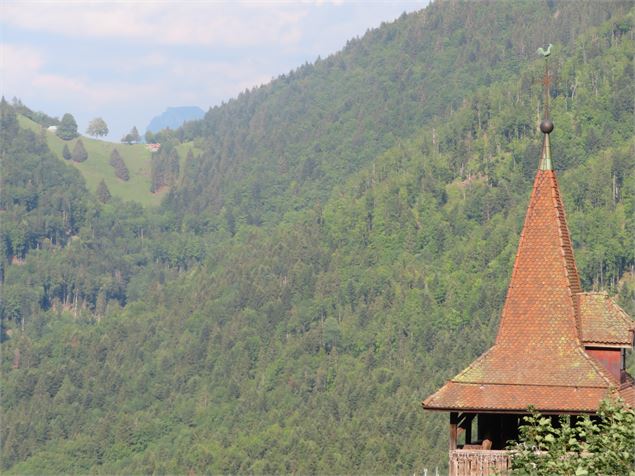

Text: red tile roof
xmin=620 ymin=378 xmax=635 ymax=407
xmin=578 ymin=292 xmax=634 ymax=346
xmin=423 ymin=382 xmax=612 ymax=413
xmin=423 ymin=163 xmax=634 ymax=413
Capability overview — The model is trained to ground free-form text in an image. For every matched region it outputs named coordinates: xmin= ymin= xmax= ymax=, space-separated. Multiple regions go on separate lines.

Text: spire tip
xmin=540 ymin=119 xmax=554 ymax=134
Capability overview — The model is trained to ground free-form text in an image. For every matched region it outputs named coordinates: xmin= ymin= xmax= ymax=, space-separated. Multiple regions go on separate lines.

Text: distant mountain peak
xmin=146 ymin=106 xmax=205 ymax=133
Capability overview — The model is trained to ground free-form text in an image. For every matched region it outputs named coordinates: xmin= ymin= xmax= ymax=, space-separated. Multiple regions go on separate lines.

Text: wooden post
xmin=465 ymin=414 xmax=473 ymax=445
xmin=450 ymin=411 xmax=458 ymax=476
xmin=450 ymin=412 xmax=458 ymax=450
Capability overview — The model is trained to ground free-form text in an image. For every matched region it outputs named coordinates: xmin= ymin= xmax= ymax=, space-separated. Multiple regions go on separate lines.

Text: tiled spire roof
xmin=422 ymin=54 xmax=634 ymax=413
xmin=496 ymin=166 xmax=582 ymax=348
xmin=422 ymin=165 xmax=616 ymax=412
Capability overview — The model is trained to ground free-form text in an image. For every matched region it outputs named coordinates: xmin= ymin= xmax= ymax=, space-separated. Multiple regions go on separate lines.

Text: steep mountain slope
xmin=1 ymin=1 xmax=634 ymax=474
xmin=1 ymin=103 xmax=91 ymax=265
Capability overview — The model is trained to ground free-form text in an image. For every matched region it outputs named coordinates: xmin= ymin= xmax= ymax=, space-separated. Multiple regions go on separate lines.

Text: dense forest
xmin=1 ymin=0 xmax=634 ymax=473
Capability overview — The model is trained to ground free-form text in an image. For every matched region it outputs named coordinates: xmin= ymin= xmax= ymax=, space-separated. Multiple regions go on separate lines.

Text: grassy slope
xmin=17 ymin=115 xmax=195 ymax=207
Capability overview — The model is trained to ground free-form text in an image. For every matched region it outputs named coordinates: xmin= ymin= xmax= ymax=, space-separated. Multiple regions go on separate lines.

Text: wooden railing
xmin=449 ymin=449 xmax=511 ymax=476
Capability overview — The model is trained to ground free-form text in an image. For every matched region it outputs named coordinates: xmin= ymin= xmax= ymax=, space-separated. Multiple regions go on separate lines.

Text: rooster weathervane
xmin=536 ymin=44 xmax=553 ymax=57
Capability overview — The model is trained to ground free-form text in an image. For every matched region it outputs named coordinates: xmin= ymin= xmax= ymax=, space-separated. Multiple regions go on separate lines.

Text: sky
xmin=1 ymin=0 xmax=429 ymax=141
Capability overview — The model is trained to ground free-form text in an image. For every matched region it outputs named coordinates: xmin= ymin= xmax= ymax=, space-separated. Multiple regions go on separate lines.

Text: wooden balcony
xmin=449 ymin=449 xmax=511 ymax=476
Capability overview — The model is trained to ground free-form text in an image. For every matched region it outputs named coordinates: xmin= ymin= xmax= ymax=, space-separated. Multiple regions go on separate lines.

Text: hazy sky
xmin=1 ymin=1 xmax=429 ymax=140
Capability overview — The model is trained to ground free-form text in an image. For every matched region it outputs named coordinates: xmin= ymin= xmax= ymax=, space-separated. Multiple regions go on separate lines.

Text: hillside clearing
xmin=17 ymin=114 xmax=197 ymax=207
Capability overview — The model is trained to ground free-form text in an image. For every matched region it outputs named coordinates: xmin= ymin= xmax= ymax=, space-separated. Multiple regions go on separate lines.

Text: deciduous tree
xmin=86 ymin=117 xmax=109 ymax=137
xmin=509 ymin=398 xmax=635 ymax=475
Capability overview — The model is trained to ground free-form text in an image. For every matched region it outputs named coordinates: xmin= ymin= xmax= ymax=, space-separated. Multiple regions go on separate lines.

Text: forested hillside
xmin=168 ymin=0 xmax=631 ymax=230
xmin=1 ymin=0 xmax=634 ymax=473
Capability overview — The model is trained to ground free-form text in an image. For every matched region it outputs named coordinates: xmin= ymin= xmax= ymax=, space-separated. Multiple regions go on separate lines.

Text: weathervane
xmin=537 ymin=44 xmax=553 ymax=123
xmin=537 ymin=43 xmax=553 ymax=170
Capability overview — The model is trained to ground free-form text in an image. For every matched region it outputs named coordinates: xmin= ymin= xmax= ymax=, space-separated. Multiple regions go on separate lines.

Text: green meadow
xmin=17 ymin=114 xmax=195 ymax=207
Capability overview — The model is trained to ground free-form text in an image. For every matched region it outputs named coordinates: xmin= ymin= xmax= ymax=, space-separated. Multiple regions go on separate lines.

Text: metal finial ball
xmin=540 ymin=119 xmax=554 ymax=134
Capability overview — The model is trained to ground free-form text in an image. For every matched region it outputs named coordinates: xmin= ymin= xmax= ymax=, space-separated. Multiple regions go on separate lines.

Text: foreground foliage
xmin=509 ymin=398 xmax=635 ymax=476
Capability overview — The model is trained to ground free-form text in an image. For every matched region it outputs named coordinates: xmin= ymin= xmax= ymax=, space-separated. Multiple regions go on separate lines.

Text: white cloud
xmin=136 ymin=52 xmax=169 ymax=68
xmin=1 ymin=42 xmax=161 ymax=106
xmin=31 ymin=74 xmax=163 ymax=106
xmin=2 ymin=2 xmax=310 ymax=48
xmin=143 ymin=55 xmax=277 ymax=106
xmin=1 ymin=43 xmax=44 ymax=94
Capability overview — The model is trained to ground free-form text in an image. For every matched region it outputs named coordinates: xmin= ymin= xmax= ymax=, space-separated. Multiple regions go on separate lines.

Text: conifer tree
xmin=109 ymin=148 xmax=129 ymax=181
xmin=169 ymin=148 xmax=180 ymax=181
xmin=0 ymin=97 xmax=19 ymax=143
xmin=96 ymin=179 xmax=111 ymax=203
xmin=110 ymin=148 xmax=122 ymax=163
xmin=121 ymin=126 xmax=141 ymax=144
xmin=71 ymin=139 xmax=88 ymax=162
xmin=62 ymin=144 xmax=71 ymax=160
xmin=130 ymin=126 xmax=140 ymax=143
